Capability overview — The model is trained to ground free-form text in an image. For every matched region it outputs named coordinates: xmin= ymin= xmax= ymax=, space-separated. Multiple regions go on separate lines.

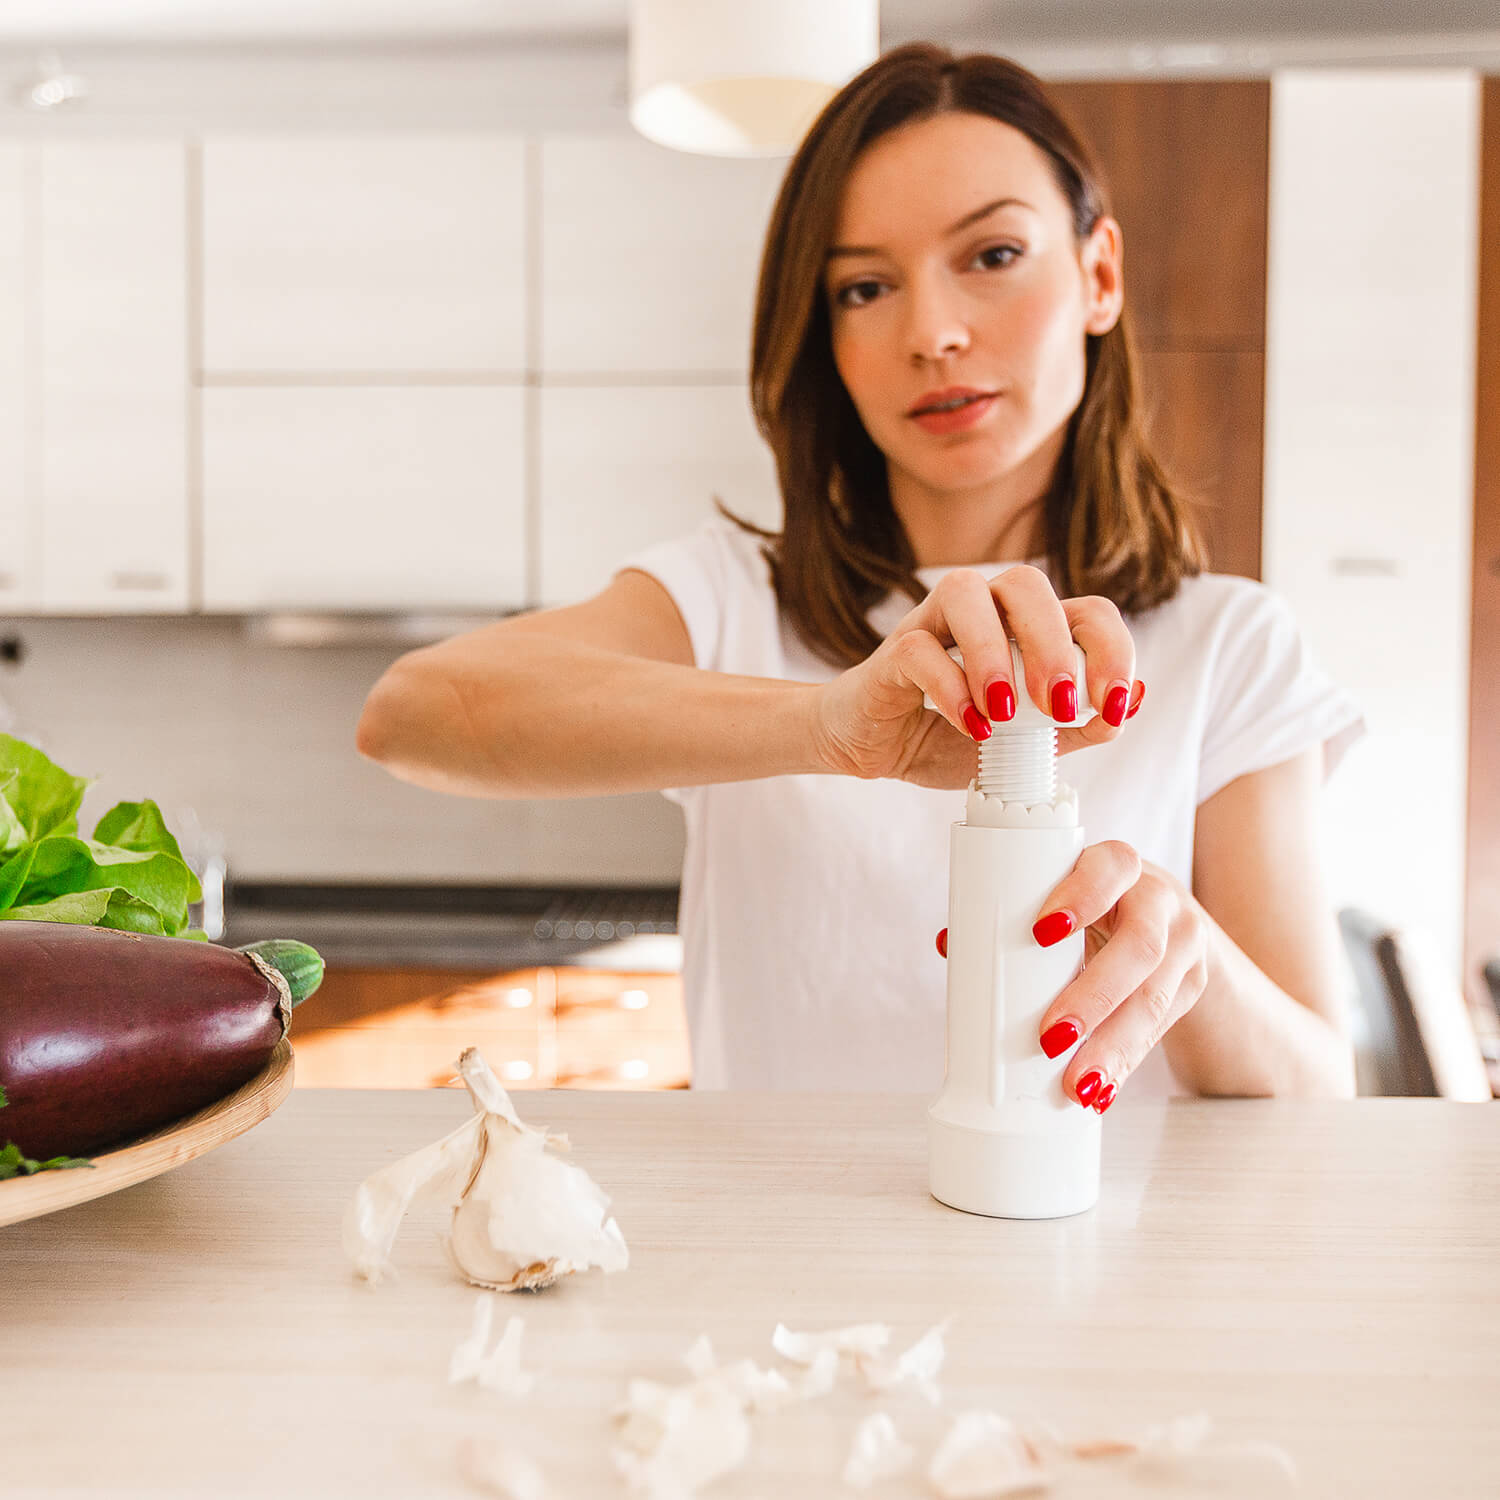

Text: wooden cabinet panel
xmin=1467 ymin=76 xmax=1500 ymax=1024
xmin=540 ymin=137 xmax=782 ymax=374
xmin=201 ymin=386 xmax=526 ymax=610
xmin=538 ymin=384 xmax=781 ymax=605
xmin=1049 ymin=81 xmax=1269 ymax=580
xmin=285 ymin=965 xmax=692 ymax=1091
xmin=1138 ymin=349 xmax=1264 ymax=581
xmin=0 ymin=145 xmax=27 ymax=609
xmin=553 ymin=971 xmax=690 ymax=1090
xmin=292 ymin=966 xmax=552 ymax=1031
xmin=288 ymin=967 xmax=555 ymax=1090
xmin=554 ymin=1029 xmax=691 ymax=1091
xmin=292 ymin=1030 xmax=548 ymax=1091
xmin=39 ymin=142 xmax=189 ymax=612
xmin=1049 ymin=81 xmax=1269 ymax=353
xmin=201 ymin=135 xmax=527 ymax=374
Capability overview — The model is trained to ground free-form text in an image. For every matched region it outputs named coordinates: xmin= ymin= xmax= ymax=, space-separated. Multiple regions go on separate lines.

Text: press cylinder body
xmin=927 ymin=793 xmax=1101 ymax=1219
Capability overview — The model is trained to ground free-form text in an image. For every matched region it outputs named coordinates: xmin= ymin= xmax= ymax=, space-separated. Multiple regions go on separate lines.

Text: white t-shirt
xmin=616 ymin=514 xmax=1366 ymax=1096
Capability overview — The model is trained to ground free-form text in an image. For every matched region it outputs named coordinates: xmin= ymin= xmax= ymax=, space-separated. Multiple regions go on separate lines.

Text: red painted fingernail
xmin=936 ymin=927 xmax=947 ymax=958
xmin=1074 ymin=1070 xmax=1104 ymax=1106
xmin=1125 ymin=680 xmax=1145 ymax=720
xmin=961 ymin=704 xmax=991 ymax=741
xmin=1093 ymin=1082 xmax=1117 ymax=1114
xmin=1102 ymin=682 xmax=1129 ymax=728
xmin=1032 ymin=910 xmax=1076 ymax=947
xmin=1040 ymin=1019 xmax=1080 ymax=1059
xmin=1050 ymin=678 xmax=1076 ymax=723
xmin=986 ymin=679 xmax=1016 ymax=722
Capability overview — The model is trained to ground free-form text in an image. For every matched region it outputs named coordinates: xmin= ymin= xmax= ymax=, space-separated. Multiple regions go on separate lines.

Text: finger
xmin=1035 ymin=872 xmax=1172 ymax=1057
xmin=1061 ymin=595 xmax=1135 ymax=731
xmin=928 ymin=570 xmax=1019 ymax=724
xmin=889 ymin=629 xmax=992 ymax=742
xmin=986 ymin=565 xmax=1079 ymax=723
xmin=1054 ymin=678 xmax=1145 ymax=755
xmin=1066 ymin=939 xmax=1207 ymax=1111
xmin=1031 ymin=840 xmax=1141 ymax=948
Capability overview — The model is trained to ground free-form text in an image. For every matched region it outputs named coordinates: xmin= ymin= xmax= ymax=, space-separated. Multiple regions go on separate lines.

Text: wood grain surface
xmin=2 ymin=1088 xmax=1496 ymax=1498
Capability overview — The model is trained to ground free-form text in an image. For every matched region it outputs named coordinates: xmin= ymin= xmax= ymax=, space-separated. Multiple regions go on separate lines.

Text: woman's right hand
xmin=808 ymin=566 xmax=1144 ymax=791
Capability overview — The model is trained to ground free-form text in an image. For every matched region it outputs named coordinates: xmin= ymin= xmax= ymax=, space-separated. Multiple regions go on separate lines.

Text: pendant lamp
xmin=628 ymin=0 xmax=880 ymax=157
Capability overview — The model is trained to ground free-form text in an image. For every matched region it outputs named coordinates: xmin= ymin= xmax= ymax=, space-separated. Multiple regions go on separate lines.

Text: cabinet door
xmin=39 ymin=142 xmax=188 ymax=612
xmin=288 ymin=967 xmax=554 ymax=1090
xmin=0 ymin=145 xmax=29 ymax=609
xmin=540 ymin=136 xmax=783 ymax=374
xmin=538 ymin=384 xmax=781 ymax=605
xmin=201 ymin=386 xmax=526 ymax=611
xmin=201 ymin=135 xmax=527 ymax=374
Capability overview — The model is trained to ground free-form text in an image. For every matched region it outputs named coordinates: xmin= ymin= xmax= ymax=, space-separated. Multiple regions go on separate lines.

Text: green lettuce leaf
xmin=0 ymin=735 xmax=90 ymax=843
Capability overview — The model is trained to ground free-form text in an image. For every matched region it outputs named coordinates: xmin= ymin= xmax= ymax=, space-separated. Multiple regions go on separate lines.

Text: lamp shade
xmin=628 ymin=0 xmax=880 ymax=158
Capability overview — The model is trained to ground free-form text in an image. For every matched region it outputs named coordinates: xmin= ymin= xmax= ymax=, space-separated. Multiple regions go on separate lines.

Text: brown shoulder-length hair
xmin=716 ymin=41 xmax=1208 ymax=672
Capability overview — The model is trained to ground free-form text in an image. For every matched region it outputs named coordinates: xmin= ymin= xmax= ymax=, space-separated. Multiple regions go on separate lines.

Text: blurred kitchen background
xmin=0 ymin=1 xmax=1497 ymax=1097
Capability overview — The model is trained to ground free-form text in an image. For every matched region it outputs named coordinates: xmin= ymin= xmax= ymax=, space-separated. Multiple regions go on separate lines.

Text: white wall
xmin=0 ymin=618 xmax=687 ymax=883
xmin=1264 ymin=69 xmax=1479 ymax=974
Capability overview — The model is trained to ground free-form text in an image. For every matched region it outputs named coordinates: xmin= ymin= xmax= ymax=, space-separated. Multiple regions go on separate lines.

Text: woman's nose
xmin=903 ymin=276 xmax=970 ymax=364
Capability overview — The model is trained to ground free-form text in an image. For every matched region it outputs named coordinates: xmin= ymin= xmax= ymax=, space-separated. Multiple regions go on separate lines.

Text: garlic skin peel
xmin=342 ymin=1047 xmax=629 ymax=1291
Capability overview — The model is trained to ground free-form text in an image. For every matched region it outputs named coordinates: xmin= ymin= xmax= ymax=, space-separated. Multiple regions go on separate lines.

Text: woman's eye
xmin=976 ymin=244 xmax=1021 ymax=270
xmin=834 ymin=279 xmax=884 ymax=309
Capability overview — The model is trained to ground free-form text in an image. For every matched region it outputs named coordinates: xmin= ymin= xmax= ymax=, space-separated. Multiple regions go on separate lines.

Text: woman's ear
xmin=1080 ymin=215 xmax=1124 ymax=336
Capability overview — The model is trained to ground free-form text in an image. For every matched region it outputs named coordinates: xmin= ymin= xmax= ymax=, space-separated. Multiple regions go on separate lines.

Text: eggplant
xmin=0 ymin=921 xmax=323 ymax=1160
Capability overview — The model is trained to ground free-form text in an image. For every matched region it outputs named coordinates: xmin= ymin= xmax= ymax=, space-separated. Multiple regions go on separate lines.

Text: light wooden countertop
xmin=3 ymin=1088 xmax=1497 ymax=1498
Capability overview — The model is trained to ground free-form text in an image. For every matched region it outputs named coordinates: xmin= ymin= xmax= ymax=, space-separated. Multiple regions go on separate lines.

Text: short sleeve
xmin=612 ymin=517 xmax=729 ymax=674
xmin=1197 ymin=581 xmax=1367 ymax=806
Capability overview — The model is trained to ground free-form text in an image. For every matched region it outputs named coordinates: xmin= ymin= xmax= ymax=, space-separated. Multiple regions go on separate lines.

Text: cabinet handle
xmin=110 ymin=570 xmax=170 ymax=592
xmin=556 ymin=987 xmax=652 ymax=1016
xmin=556 ymin=1059 xmax=651 ymax=1085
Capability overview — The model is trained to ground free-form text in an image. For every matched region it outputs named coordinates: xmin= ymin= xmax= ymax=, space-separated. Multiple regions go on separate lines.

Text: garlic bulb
xmin=342 ymin=1046 xmax=629 ymax=1291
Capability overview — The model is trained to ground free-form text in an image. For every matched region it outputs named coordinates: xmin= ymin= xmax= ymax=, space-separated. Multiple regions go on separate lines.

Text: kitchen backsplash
xmin=0 ymin=616 xmax=686 ymax=883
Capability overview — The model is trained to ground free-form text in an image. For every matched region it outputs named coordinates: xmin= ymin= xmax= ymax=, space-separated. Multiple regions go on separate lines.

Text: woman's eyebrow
xmin=826 ymin=196 xmax=1035 ymax=260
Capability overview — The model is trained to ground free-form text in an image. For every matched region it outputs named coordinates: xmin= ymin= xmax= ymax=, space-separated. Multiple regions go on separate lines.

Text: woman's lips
xmin=909 ymin=393 xmax=998 ymax=435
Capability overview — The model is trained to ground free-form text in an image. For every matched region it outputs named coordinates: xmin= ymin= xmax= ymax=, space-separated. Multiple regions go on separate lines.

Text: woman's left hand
xmin=1032 ymin=843 xmax=1211 ymax=1111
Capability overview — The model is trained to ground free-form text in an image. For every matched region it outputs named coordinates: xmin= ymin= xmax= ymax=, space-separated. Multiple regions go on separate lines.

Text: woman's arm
xmin=1164 ymin=747 xmax=1358 ymax=1097
xmin=357 ymin=632 xmax=826 ymax=800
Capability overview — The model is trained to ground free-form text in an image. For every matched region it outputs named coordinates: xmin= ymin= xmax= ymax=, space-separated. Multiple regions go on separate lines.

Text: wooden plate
xmin=0 ymin=1038 xmax=294 ymax=1228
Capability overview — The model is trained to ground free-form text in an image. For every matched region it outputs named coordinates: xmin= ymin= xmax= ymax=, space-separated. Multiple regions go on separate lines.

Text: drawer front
xmin=291 ymin=1027 xmax=549 ymax=1091
xmin=553 ymin=1028 xmax=691 ymax=1091
xmin=552 ymin=971 xmax=685 ymax=1035
xmin=292 ymin=967 xmax=553 ymax=1032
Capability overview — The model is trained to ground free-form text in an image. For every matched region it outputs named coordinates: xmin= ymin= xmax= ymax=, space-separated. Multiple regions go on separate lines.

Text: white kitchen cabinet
xmin=537 ymin=384 xmax=781 ymax=606
xmin=1264 ymin=71 xmax=1479 ymax=978
xmin=0 ymin=145 xmax=29 ymax=610
xmin=39 ymin=142 xmax=189 ymax=613
xmin=201 ymin=386 xmax=526 ymax=611
xmin=201 ymin=135 xmax=527 ymax=374
xmin=540 ymin=136 xmax=783 ymax=375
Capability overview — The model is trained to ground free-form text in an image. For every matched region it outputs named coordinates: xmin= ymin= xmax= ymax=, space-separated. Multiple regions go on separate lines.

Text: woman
xmin=357 ymin=44 xmax=1363 ymax=1105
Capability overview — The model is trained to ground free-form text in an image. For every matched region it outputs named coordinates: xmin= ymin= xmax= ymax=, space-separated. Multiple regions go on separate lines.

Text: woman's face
xmin=824 ymin=110 xmax=1123 ymax=504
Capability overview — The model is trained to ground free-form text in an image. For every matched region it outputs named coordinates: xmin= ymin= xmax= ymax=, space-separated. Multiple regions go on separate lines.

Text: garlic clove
xmin=462 ymin=1437 xmax=549 ymax=1500
xmin=343 ymin=1113 xmax=481 ymax=1285
xmin=1131 ymin=1412 xmax=1298 ymax=1489
xmin=770 ymin=1321 xmax=890 ymax=1366
xmin=344 ymin=1047 xmax=628 ymax=1292
xmin=929 ymin=1410 xmax=1053 ymax=1498
xmin=612 ymin=1378 xmax=751 ymax=1498
xmin=843 ymin=1412 xmax=916 ymax=1489
xmin=856 ymin=1319 xmax=948 ymax=1404
xmin=449 ymin=1291 xmax=498 ymax=1384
